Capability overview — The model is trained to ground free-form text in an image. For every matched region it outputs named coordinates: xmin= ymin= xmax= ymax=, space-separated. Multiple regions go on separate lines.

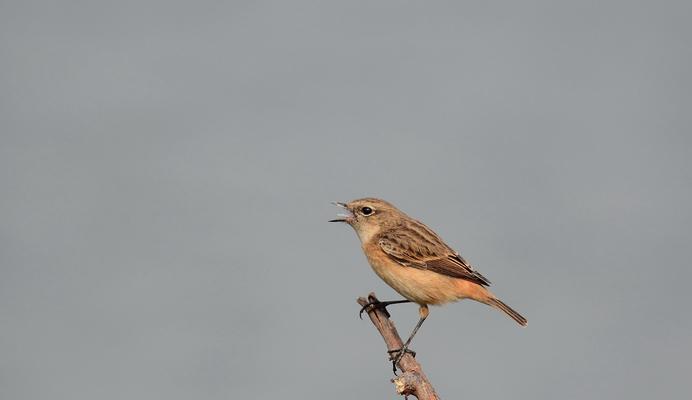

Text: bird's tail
xmin=486 ymin=298 xmax=527 ymax=326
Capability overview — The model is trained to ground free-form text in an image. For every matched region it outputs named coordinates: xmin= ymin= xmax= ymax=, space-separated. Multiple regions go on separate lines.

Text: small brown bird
xmin=330 ymin=198 xmax=526 ymax=370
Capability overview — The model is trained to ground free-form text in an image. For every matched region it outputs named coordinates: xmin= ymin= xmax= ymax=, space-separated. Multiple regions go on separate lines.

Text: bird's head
xmin=329 ymin=197 xmax=404 ymax=243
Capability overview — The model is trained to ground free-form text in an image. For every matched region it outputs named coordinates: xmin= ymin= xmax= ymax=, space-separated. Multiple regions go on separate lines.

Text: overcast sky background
xmin=2 ymin=1 xmax=691 ymax=399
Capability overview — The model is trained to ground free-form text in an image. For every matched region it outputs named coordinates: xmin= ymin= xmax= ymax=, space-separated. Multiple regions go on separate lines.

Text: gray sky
xmin=2 ymin=1 xmax=691 ymax=399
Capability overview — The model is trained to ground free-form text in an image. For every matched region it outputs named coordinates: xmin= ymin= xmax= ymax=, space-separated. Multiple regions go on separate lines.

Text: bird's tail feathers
xmin=486 ymin=298 xmax=527 ymax=326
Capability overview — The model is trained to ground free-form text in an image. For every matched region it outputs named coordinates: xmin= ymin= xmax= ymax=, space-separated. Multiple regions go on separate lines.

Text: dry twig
xmin=357 ymin=293 xmax=440 ymax=400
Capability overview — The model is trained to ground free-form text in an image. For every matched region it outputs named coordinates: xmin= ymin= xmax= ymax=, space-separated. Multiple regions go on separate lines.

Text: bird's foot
xmin=359 ymin=300 xmax=391 ymax=319
xmin=387 ymin=348 xmax=416 ymax=374
xmin=358 ymin=299 xmax=411 ymax=319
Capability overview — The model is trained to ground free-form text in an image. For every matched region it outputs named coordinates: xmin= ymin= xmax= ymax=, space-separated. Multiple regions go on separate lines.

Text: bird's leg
xmin=359 ymin=299 xmax=411 ymax=319
xmin=390 ymin=305 xmax=429 ymax=374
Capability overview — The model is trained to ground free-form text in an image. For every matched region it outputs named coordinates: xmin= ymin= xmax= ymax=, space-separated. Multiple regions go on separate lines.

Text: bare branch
xmin=357 ymin=293 xmax=440 ymax=400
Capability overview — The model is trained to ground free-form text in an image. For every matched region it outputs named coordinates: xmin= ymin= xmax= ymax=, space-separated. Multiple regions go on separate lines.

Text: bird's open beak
xmin=329 ymin=201 xmax=354 ymax=223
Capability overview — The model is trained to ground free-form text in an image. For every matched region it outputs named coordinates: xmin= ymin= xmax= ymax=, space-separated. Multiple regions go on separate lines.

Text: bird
xmin=329 ymin=197 xmax=526 ymax=371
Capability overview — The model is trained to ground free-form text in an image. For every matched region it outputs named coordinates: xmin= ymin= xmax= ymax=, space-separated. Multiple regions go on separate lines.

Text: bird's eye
xmin=361 ymin=207 xmax=373 ymax=215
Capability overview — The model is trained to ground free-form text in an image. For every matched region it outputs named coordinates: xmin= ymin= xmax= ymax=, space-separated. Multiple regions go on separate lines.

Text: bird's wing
xmin=378 ymin=225 xmax=491 ymax=287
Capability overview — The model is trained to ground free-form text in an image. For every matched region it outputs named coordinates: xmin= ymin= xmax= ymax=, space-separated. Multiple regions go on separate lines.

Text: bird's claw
xmin=388 ymin=348 xmax=416 ymax=374
xmin=388 ymin=348 xmax=416 ymax=359
xmin=359 ymin=300 xmax=391 ymax=319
